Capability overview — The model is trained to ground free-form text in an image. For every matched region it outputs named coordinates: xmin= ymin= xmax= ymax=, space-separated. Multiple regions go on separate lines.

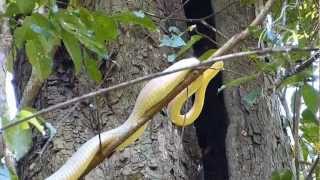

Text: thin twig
xmin=293 ymin=87 xmax=302 ymax=180
xmin=145 ymin=1 xmax=238 ymax=22
xmin=194 ymin=28 xmax=220 ymax=46
xmin=278 ymin=88 xmax=292 ymax=128
xmin=145 ymin=11 xmax=215 ymax=22
xmin=145 ymin=2 xmax=229 ymax=40
xmin=305 ymin=155 xmax=320 ymax=180
xmin=200 ymin=19 xmax=229 ymax=40
xmin=0 ymin=47 xmax=318 ymax=132
xmin=275 ymin=51 xmax=320 ymax=87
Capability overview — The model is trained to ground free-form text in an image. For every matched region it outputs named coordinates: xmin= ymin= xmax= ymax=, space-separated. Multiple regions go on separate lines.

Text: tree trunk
xmin=17 ymin=0 xmax=202 ymax=179
xmin=214 ymin=1 xmax=293 ymax=179
xmin=0 ymin=0 xmax=12 ymax=168
xmin=12 ymin=0 xmax=293 ymax=180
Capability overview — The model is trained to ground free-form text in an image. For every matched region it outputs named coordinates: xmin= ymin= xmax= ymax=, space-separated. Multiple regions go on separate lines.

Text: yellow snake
xmin=46 ymin=58 xmax=223 ymax=180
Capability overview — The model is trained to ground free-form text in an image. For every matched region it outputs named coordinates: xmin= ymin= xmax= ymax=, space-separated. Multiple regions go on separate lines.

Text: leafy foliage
xmin=166 ymin=35 xmax=203 ymax=62
xmin=1 ymin=0 xmax=320 ymax=178
xmin=160 ymin=34 xmax=186 ymax=48
xmin=302 ymin=84 xmax=319 ymax=113
xmin=3 ymin=109 xmax=44 ymax=160
xmin=26 ymin=39 xmax=54 ymax=80
xmin=271 ymin=169 xmax=293 ymax=180
xmin=113 ymin=10 xmax=156 ymax=31
xmin=176 ymin=35 xmax=202 ymax=59
xmin=1 ymin=1 xmax=157 ymax=176
xmin=223 ymin=1 xmax=320 ymax=177
xmin=5 ymin=2 xmax=156 ymax=83
xmin=218 ymin=74 xmax=258 ymax=92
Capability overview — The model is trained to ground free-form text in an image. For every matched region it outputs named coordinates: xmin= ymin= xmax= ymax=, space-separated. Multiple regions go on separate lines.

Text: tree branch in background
xmin=275 ymin=51 xmax=320 ymax=87
xmin=305 ymin=155 xmax=319 ymax=180
xmin=292 ymin=87 xmax=302 ymax=180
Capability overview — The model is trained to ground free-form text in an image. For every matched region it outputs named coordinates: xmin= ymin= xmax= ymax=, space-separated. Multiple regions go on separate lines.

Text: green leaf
xmin=19 ymin=109 xmax=45 ymax=135
xmin=242 ymin=88 xmax=262 ymax=109
xmin=302 ymin=84 xmax=319 ymax=113
xmin=79 ymin=8 xmax=94 ymax=26
xmin=27 ymin=13 xmax=57 ymax=40
xmin=199 ymin=49 xmax=217 ymax=61
xmin=301 ymin=122 xmax=320 ymax=144
xmin=113 ymin=11 xmax=156 ymax=31
xmin=58 ymin=11 xmax=107 ymax=57
xmin=281 ymin=170 xmax=293 ymax=180
xmin=176 ymin=35 xmax=202 ymax=58
xmin=3 ymin=115 xmax=32 ymax=160
xmin=79 ymin=9 xmax=119 ymax=42
xmin=301 ymin=141 xmax=309 ymax=161
xmin=219 ymin=74 xmax=258 ymax=92
xmin=280 ymin=70 xmax=312 ymax=87
xmin=5 ymin=3 xmax=20 ymax=17
xmin=271 ymin=169 xmax=293 ymax=180
xmin=160 ymin=34 xmax=186 ymax=48
xmin=248 ymin=25 xmax=263 ymax=39
xmin=5 ymin=0 xmax=38 ymax=16
xmin=260 ymin=61 xmax=282 ymax=75
xmin=26 ymin=39 xmax=53 ymax=80
xmin=16 ymin=0 xmax=36 ymax=14
xmin=70 ymin=0 xmax=79 ymax=7
xmin=61 ymin=31 xmax=82 ymax=74
xmin=5 ymin=49 xmax=16 ymax=73
xmin=92 ymin=12 xmax=118 ymax=42
xmin=84 ymin=58 xmax=102 ymax=83
xmin=301 ymin=109 xmax=317 ymax=124
xmin=271 ymin=170 xmax=281 ymax=180
xmin=2 ymin=109 xmax=45 ymax=161
xmin=13 ymin=13 xmax=58 ymax=49
xmin=290 ymin=90 xmax=300 ymax=114
xmin=14 ymin=26 xmax=29 ymax=49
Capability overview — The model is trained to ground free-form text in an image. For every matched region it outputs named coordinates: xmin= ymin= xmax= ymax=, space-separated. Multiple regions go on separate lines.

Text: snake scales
xmin=46 ymin=58 xmax=223 ymax=179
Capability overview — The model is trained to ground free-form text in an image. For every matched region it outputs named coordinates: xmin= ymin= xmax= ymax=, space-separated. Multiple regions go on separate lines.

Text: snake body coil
xmin=46 ymin=58 xmax=223 ymax=179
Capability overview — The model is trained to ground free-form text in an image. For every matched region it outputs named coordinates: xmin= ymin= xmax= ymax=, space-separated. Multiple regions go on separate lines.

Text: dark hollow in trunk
xmin=183 ymin=0 xmax=229 ymax=179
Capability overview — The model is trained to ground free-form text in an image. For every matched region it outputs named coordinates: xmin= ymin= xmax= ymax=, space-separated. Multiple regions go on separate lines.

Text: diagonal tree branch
xmin=1 ymin=46 xmax=317 ymax=132
xmin=305 ymin=155 xmax=320 ymax=180
xmin=59 ymin=0 xmax=279 ymax=176
xmin=275 ymin=50 xmax=320 ymax=87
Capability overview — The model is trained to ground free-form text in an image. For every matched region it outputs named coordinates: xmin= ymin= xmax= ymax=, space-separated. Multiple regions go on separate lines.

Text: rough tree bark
xmin=215 ymin=0 xmax=293 ymax=179
xmin=0 ymin=0 xmax=8 ymax=161
xmin=16 ymin=0 xmax=201 ymax=179
xmin=0 ymin=0 xmax=13 ymax=170
xmin=11 ymin=0 xmax=293 ymax=180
